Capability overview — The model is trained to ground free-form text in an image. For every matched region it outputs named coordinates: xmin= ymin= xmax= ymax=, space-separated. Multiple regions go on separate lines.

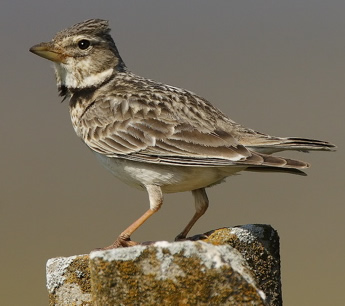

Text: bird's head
xmin=30 ymin=19 xmax=126 ymax=92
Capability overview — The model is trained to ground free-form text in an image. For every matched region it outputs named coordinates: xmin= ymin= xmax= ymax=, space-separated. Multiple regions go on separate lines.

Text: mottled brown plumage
xmin=30 ymin=19 xmax=336 ymax=248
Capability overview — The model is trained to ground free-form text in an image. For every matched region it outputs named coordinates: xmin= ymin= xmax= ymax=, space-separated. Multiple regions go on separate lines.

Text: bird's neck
xmin=57 ymin=66 xmax=119 ymax=102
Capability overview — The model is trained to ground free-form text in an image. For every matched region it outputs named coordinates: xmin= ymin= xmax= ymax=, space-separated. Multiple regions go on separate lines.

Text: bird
xmin=30 ymin=19 xmax=336 ymax=249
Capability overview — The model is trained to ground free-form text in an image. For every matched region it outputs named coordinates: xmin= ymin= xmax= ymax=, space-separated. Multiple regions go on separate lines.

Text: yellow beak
xmin=29 ymin=42 xmax=66 ymax=63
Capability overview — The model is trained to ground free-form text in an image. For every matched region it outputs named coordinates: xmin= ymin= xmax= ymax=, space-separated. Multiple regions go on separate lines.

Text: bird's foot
xmin=93 ymin=236 xmax=140 ymax=250
xmin=93 ymin=231 xmax=212 ymax=251
xmin=174 ymin=232 xmax=210 ymax=242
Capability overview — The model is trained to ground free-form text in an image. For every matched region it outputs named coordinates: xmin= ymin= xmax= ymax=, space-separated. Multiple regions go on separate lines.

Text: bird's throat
xmin=54 ymin=61 xmax=115 ymax=91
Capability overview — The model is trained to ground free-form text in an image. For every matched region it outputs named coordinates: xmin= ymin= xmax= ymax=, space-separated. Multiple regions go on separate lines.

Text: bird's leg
xmin=103 ymin=185 xmax=163 ymax=249
xmin=175 ymin=188 xmax=209 ymax=241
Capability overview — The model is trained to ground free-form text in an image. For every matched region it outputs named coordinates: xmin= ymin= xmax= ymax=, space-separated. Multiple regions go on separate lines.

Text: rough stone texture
xmin=202 ymin=224 xmax=282 ymax=306
xmin=46 ymin=255 xmax=91 ymax=306
xmin=46 ymin=224 xmax=281 ymax=305
xmin=89 ymin=241 xmax=266 ymax=305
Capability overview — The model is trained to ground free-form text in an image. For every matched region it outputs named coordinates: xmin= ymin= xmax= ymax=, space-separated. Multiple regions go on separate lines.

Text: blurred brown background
xmin=1 ymin=1 xmax=344 ymax=305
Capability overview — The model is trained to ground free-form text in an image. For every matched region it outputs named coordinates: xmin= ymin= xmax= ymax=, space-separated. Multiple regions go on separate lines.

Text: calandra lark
xmin=30 ymin=19 xmax=336 ymax=248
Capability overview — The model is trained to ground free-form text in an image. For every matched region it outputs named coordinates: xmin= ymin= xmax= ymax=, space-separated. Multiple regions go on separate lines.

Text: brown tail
xmin=275 ymin=137 xmax=336 ymax=152
xmin=248 ymin=137 xmax=337 ymax=153
xmin=239 ymin=150 xmax=309 ymax=168
xmin=245 ymin=166 xmax=307 ymax=176
xmin=237 ymin=150 xmax=309 ymax=176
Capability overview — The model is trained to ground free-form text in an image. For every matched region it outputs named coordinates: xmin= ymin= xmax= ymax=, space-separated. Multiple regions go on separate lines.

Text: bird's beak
xmin=29 ymin=42 xmax=66 ymax=63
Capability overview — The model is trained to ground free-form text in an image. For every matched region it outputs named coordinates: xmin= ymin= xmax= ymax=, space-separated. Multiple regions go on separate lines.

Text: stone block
xmin=90 ymin=241 xmax=266 ymax=305
xmin=46 ymin=224 xmax=281 ymax=305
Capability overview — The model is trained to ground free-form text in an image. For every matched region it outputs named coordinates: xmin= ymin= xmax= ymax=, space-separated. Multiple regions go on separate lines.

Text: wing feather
xmin=79 ymin=94 xmax=252 ymax=164
xmin=77 ymin=87 xmax=308 ymax=169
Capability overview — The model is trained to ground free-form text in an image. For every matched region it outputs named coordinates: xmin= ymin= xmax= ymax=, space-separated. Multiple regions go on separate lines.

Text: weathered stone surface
xmin=46 ymin=255 xmax=91 ymax=306
xmin=46 ymin=224 xmax=281 ymax=305
xmin=89 ymin=241 xmax=266 ymax=305
xmin=202 ymin=224 xmax=281 ymax=306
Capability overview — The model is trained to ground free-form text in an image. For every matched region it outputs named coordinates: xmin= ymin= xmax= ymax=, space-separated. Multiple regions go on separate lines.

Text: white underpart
xmin=94 ymin=152 xmax=246 ymax=193
xmin=54 ymin=59 xmax=114 ymax=88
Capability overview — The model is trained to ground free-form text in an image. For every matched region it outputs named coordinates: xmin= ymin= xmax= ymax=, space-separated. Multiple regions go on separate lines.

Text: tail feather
xmin=240 ymin=151 xmax=309 ymax=169
xmin=262 ymin=154 xmax=310 ymax=168
xmin=246 ymin=137 xmax=336 ymax=153
xmin=279 ymin=137 xmax=337 ymax=152
xmin=245 ymin=166 xmax=307 ymax=176
xmin=241 ymin=151 xmax=309 ymax=176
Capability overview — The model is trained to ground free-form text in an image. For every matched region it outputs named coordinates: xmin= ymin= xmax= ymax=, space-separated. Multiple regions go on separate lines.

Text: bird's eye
xmin=77 ymin=39 xmax=91 ymax=50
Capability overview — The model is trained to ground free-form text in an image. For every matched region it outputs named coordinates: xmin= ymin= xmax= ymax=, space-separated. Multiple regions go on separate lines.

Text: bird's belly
xmin=95 ymin=153 xmax=246 ymax=193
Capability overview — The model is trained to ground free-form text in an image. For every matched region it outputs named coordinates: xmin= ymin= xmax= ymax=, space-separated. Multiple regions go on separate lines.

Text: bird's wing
xmin=78 ymin=90 xmax=307 ymax=168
